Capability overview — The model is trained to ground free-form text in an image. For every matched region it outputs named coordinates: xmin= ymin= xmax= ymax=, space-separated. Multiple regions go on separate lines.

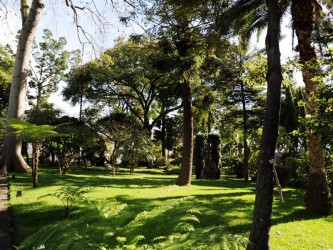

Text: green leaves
xmin=29 ymin=29 xmax=74 ymax=107
xmin=39 ymin=186 xmax=90 ymax=219
xmin=8 ymin=119 xmax=61 ymax=143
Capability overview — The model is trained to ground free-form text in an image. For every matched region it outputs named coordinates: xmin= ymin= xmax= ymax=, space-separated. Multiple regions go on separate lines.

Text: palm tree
xmin=291 ymin=0 xmax=332 ymax=215
xmin=216 ymin=2 xmax=282 ymax=247
xmin=246 ymin=0 xmax=283 ymax=248
xmin=219 ymin=0 xmax=332 ymax=247
xmin=223 ymin=0 xmax=332 ymax=214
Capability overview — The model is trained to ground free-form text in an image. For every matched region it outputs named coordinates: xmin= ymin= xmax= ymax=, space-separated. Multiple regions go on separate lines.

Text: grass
xmin=9 ymin=166 xmax=333 ymax=249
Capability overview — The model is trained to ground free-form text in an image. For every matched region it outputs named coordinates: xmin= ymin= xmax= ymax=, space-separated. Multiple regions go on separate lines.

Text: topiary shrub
xmin=194 ymin=133 xmax=221 ymax=180
xmin=208 ymin=134 xmax=221 ymax=179
xmin=194 ymin=134 xmax=206 ymax=179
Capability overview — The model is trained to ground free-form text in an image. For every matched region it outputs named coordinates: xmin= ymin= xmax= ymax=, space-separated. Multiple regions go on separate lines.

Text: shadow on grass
xmin=13 ymin=191 xmax=253 ymax=248
xmin=271 ymin=188 xmax=333 ymax=225
xmin=10 ymin=169 xmax=177 ymax=189
xmin=11 ymin=201 xmax=64 ymax=245
xmin=192 ymin=177 xmax=256 ymax=190
xmin=10 ymin=167 xmax=328 ymax=249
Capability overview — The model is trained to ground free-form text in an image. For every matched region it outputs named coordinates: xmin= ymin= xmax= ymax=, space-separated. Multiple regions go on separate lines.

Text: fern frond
xmin=186 ymin=209 xmax=201 ymax=215
xmin=181 ymin=215 xmax=200 ymax=224
xmin=152 ymin=235 xmax=166 ymax=243
xmin=174 ymin=222 xmax=195 ymax=233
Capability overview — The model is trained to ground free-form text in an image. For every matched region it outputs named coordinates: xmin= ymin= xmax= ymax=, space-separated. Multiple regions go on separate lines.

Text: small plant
xmin=40 ymin=186 xmax=90 ymax=219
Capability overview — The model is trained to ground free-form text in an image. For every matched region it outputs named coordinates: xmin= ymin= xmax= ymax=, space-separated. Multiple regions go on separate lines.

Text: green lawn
xmin=9 ymin=167 xmax=333 ymax=249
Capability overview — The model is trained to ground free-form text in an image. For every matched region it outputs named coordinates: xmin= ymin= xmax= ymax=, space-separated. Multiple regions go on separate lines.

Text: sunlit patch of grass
xmin=271 ymin=217 xmax=333 ymax=249
xmin=9 ymin=166 xmax=333 ymax=249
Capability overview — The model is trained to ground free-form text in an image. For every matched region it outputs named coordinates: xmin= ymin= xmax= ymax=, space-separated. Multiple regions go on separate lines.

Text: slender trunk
xmin=79 ymin=93 xmax=83 ymax=121
xmin=291 ymin=0 xmax=332 ymax=215
xmin=0 ymin=0 xmax=44 ymax=173
xmin=176 ymin=81 xmax=193 ymax=186
xmin=207 ymin=112 xmax=211 ymax=133
xmin=240 ymin=80 xmax=249 ymax=182
xmin=247 ymin=0 xmax=282 ymax=249
xmin=161 ymin=104 xmax=167 ymax=165
xmin=32 ymin=142 xmax=39 ymax=188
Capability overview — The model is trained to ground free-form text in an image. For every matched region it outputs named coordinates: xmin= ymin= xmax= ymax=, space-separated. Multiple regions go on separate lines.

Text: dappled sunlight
xmin=9 ymin=167 xmax=332 ymax=249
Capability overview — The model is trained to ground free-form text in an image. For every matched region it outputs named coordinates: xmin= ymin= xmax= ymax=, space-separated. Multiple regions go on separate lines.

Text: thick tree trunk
xmin=247 ymin=0 xmax=282 ymax=249
xmin=176 ymin=81 xmax=193 ymax=186
xmin=291 ymin=0 xmax=332 ymax=215
xmin=0 ymin=0 xmax=44 ymax=173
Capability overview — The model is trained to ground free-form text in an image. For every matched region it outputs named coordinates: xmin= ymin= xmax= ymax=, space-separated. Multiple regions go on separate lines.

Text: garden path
xmin=0 ymin=174 xmax=12 ymax=249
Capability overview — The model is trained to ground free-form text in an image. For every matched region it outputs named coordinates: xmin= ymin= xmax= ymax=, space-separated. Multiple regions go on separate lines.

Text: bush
xmin=194 ymin=135 xmax=205 ymax=179
xmin=248 ymin=150 xmax=260 ymax=179
xmin=284 ymin=156 xmax=308 ymax=188
xmin=193 ymin=133 xmax=221 ymax=180
xmin=274 ymin=165 xmax=293 ymax=187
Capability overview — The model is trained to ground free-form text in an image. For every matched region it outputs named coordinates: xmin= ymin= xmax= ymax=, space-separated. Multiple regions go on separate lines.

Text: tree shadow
xmin=10 ymin=167 xmax=329 ymax=248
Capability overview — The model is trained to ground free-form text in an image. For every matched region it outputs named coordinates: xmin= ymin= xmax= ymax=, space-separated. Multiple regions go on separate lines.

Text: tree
xmin=0 ymin=0 xmax=45 ymax=173
xmin=96 ymin=113 xmax=140 ymax=171
xmin=62 ymin=63 xmax=90 ymax=122
xmin=291 ymin=0 xmax=332 ymax=215
xmin=0 ymin=0 xmax=137 ymax=173
xmin=247 ymin=0 xmax=283 ymax=248
xmin=146 ymin=0 xmax=212 ymax=186
xmin=29 ymin=29 xmax=72 ymax=108
xmin=0 ymin=45 xmax=14 ymax=149
xmin=0 ymin=45 xmax=14 ymax=118
xmin=218 ymin=49 xmax=266 ymax=181
xmin=8 ymin=119 xmax=59 ymax=188
xmin=72 ymin=38 xmax=181 ymax=133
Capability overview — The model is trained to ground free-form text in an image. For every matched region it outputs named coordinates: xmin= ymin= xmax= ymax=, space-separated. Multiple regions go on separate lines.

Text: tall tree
xmin=247 ymin=0 xmax=283 ymax=248
xmin=0 ymin=0 xmax=138 ymax=173
xmin=62 ymin=64 xmax=90 ymax=122
xmin=0 ymin=0 xmax=44 ymax=173
xmin=65 ymin=38 xmax=182 ymax=131
xmin=29 ymin=29 xmax=71 ymax=108
xmin=291 ymin=0 xmax=332 ymax=214
xmin=146 ymin=0 xmax=212 ymax=185
xmin=219 ymin=49 xmax=266 ymax=181
xmin=0 ymin=45 xmax=14 ymax=118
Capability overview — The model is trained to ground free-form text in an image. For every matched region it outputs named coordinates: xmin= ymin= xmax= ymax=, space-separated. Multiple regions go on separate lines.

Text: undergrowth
xmin=18 ymin=196 xmax=248 ymax=249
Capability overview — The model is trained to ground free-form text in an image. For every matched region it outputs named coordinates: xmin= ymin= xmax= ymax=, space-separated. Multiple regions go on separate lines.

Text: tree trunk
xmin=291 ymin=0 xmax=332 ymax=215
xmin=32 ymin=143 xmax=39 ymax=188
xmin=176 ymin=81 xmax=193 ymax=186
xmin=247 ymin=0 xmax=282 ymax=249
xmin=0 ymin=0 xmax=44 ymax=173
xmin=161 ymin=107 xmax=167 ymax=165
xmin=240 ymin=80 xmax=249 ymax=182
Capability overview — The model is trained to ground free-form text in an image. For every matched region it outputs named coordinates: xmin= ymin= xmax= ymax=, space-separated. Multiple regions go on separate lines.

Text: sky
xmin=0 ymin=2 xmax=300 ymax=118
xmin=0 ymin=1 xmax=143 ymax=117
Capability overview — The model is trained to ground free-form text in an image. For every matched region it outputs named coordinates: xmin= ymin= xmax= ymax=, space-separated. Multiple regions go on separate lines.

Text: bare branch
xmin=0 ymin=0 xmax=9 ymax=20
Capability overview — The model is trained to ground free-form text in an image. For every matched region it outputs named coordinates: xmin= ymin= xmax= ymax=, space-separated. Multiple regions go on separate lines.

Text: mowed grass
xmin=9 ymin=166 xmax=333 ymax=249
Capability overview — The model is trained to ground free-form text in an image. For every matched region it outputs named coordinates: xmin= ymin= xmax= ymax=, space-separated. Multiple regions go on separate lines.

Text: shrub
xmin=248 ymin=150 xmax=260 ymax=179
xmin=193 ymin=133 xmax=221 ymax=180
xmin=284 ymin=155 xmax=308 ymax=188
xmin=274 ymin=164 xmax=293 ymax=186
xmin=194 ymin=135 xmax=206 ymax=179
